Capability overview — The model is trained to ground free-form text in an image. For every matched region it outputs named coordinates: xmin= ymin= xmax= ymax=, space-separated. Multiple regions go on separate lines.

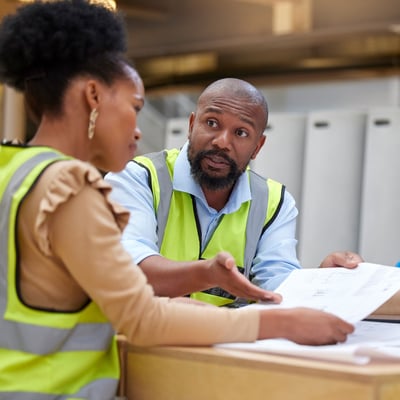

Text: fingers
xmin=339 ymin=319 xmax=354 ymax=335
xmin=230 ymin=282 xmax=281 ymax=303
xmin=229 ymin=271 xmax=282 ymax=303
xmin=275 ymin=308 xmax=355 ymax=345
xmin=310 ymin=311 xmax=354 ymax=345
xmin=256 ymin=290 xmax=282 ymax=304
xmin=317 ymin=315 xmax=354 ymax=345
xmin=343 ymin=251 xmax=364 ymax=268
xmin=215 ymin=251 xmax=236 ymax=270
xmin=319 ymin=251 xmax=363 ymax=269
xmin=212 ymin=251 xmax=282 ymax=303
xmin=324 ymin=317 xmax=354 ymax=344
xmin=265 ymin=291 xmax=282 ymax=304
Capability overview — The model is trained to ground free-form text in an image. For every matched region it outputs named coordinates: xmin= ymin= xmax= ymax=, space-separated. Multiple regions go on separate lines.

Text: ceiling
xmin=118 ymin=0 xmax=400 ymax=91
xmin=2 ymin=0 xmax=400 ymax=92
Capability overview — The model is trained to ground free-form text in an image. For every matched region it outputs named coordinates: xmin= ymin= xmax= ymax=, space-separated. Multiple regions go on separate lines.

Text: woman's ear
xmin=84 ymin=80 xmax=100 ymax=109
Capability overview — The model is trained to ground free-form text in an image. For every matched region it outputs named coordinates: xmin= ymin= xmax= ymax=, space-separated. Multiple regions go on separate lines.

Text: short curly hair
xmin=0 ymin=0 xmax=131 ymax=121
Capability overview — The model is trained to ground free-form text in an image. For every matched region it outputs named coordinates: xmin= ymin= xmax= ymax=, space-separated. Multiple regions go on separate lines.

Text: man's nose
xmin=211 ymin=129 xmax=230 ymax=149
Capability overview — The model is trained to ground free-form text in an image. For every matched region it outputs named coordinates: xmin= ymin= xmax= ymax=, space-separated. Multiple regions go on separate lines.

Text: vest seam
xmin=191 ymin=195 xmax=203 ymax=259
xmin=261 ymin=184 xmax=286 ymax=235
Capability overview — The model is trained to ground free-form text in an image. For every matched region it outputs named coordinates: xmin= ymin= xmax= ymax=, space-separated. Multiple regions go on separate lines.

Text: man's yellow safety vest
xmin=134 ymin=149 xmax=285 ymax=307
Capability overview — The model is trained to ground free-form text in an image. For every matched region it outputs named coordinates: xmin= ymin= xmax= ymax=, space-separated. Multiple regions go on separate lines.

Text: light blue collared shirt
xmin=105 ymin=142 xmax=301 ymax=290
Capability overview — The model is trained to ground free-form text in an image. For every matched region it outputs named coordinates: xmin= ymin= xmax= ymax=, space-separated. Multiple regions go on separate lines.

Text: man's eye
xmin=236 ymin=129 xmax=249 ymax=137
xmin=207 ymin=120 xmax=218 ymax=128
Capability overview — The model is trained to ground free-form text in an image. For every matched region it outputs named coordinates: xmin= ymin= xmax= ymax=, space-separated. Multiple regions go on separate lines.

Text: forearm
xmin=139 ymin=255 xmax=215 ymax=297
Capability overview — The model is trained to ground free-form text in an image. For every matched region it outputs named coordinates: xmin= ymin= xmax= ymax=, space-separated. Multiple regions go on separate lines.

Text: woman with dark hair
xmin=0 ymin=1 xmax=353 ymax=398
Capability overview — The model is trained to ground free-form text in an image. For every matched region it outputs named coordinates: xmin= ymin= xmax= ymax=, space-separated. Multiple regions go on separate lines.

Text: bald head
xmin=198 ymin=78 xmax=268 ymax=132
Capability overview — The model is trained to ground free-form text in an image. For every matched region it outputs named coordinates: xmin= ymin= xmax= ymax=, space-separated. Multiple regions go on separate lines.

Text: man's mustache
xmin=198 ymin=149 xmax=236 ymax=167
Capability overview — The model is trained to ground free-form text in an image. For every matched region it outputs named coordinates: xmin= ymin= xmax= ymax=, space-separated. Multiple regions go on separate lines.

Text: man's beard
xmin=188 ymin=146 xmax=244 ymax=190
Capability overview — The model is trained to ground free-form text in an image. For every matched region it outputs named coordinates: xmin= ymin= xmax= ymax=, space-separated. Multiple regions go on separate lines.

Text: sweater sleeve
xmin=31 ymin=160 xmax=260 ymax=346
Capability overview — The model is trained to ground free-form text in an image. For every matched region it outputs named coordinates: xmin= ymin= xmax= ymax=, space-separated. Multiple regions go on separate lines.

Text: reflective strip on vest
xmin=0 ymin=147 xmax=119 ymax=399
xmin=244 ymin=171 xmax=269 ymax=278
xmin=146 ymin=150 xmax=172 ymax=247
xmin=0 ymin=378 xmax=117 ymax=400
xmin=0 ymin=316 xmax=114 ymax=353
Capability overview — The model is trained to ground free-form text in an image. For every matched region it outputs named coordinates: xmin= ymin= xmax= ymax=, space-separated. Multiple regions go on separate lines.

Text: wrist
xmin=258 ymin=309 xmax=291 ymax=340
xmin=202 ymin=258 xmax=215 ymax=288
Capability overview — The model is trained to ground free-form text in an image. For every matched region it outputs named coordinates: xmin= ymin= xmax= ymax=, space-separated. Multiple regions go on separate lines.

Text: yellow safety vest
xmin=0 ymin=143 xmax=119 ymax=400
xmin=134 ymin=149 xmax=285 ymax=306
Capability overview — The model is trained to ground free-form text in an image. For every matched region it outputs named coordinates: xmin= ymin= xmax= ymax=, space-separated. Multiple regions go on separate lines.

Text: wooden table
xmin=117 ymin=337 xmax=400 ymax=400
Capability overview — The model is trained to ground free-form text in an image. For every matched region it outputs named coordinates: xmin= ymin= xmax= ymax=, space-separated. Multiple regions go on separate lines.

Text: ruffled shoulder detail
xmin=35 ymin=159 xmax=130 ymax=256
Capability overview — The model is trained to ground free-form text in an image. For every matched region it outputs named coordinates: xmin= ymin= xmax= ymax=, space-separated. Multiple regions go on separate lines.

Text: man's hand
xmin=258 ymin=307 xmax=354 ymax=345
xmin=319 ymin=251 xmax=363 ymax=269
xmin=206 ymin=251 xmax=282 ymax=304
xmin=139 ymin=254 xmax=281 ymax=299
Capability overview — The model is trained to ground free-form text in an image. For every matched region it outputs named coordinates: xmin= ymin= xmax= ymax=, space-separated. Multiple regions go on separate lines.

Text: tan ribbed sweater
xmin=17 ymin=159 xmax=259 ymax=346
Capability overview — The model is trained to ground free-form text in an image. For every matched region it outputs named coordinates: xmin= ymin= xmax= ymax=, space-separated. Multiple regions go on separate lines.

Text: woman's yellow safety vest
xmin=134 ymin=149 xmax=285 ymax=307
xmin=0 ymin=143 xmax=119 ymax=400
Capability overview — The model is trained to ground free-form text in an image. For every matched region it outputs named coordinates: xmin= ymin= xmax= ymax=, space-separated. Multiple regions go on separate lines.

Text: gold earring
xmin=88 ymin=108 xmax=98 ymax=140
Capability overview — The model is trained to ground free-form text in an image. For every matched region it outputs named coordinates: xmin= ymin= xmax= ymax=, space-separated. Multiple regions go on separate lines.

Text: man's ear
xmin=188 ymin=112 xmax=195 ymax=139
xmin=84 ymin=80 xmax=100 ymax=109
xmin=251 ymin=134 xmax=266 ymax=160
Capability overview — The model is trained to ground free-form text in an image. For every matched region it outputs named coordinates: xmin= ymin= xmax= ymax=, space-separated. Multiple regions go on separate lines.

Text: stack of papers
xmin=216 ymin=262 xmax=400 ymax=364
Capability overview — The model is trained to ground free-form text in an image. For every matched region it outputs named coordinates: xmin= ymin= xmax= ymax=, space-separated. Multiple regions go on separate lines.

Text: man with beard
xmin=105 ymin=78 xmax=361 ymax=307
